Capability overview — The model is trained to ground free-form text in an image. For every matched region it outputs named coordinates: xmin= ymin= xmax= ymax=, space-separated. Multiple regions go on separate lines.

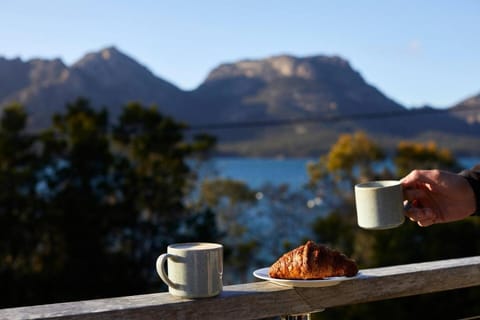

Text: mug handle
xmin=156 ymin=253 xmax=179 ymax=289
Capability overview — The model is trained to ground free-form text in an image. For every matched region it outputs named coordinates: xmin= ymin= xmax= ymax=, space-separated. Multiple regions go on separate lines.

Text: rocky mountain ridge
xmin=1 ymin=46 xmax=479 ymax=156
xmin=0 ymin=47 xmax=185 ymax=129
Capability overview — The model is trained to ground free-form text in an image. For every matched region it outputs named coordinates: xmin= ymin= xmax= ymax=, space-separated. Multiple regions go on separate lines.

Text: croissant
xmin=269 ymin=240 xmax=358 ymax=280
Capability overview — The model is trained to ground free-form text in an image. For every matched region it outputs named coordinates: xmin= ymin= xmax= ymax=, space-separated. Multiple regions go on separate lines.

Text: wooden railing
xmin=1 ymin=256 xmax=480 ymax=319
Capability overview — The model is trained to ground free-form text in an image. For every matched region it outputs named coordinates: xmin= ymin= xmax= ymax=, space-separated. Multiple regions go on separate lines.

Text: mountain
xmin=1 ymin=47 xmax=480 ymax=156
xmin=188 ymin=54 xmax=480 ymax=155
xmin=190 ymin=55 xmax=407 ymax=125
xmin=451 ymin=93 xmax=480 ymax=124
xmin=0 ymin=47 xmax=186 ymax=130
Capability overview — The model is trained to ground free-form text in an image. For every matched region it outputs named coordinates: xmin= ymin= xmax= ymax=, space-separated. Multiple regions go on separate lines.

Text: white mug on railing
xmin=156 ymin=242 xmax=223 ymax=298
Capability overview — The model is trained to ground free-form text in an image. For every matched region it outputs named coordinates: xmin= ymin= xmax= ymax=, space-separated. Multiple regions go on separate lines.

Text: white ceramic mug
xmin=354 ymin=180 xmax=405 ymax=230
xmin=156 ymin=242 xmax=223 ymax=298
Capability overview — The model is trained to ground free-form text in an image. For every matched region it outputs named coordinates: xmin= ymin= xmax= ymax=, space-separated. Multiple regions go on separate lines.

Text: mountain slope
xmin=0 ymin=57 xmax=68 ymax=104
xmin=189 ymin=54 xmax=479 ymax=145
xmin=0 ymin=47 xmax=479 ymax=156
xmin=191 ymin=55 xmax=406 ymax=122
xmin=0 ymin=47 xmax=186 ymax=129
xmin=450 ymin=93 xmax=480 ymax=124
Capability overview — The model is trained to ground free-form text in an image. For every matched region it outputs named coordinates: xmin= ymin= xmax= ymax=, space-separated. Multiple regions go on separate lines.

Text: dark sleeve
xmin=459 ymin=168 xmax=480 ymax=216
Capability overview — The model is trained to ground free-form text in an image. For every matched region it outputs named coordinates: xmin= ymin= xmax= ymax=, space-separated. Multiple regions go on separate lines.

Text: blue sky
xmin=1 ymin=0 xmax=478 ymax=108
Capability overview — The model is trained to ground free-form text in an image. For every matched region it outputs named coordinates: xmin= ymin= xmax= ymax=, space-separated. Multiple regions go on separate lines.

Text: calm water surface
xmin=206 ymin=157 xmax=480 ymax=189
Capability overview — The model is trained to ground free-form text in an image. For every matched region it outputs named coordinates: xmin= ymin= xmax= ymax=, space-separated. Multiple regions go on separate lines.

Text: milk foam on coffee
xmin=172 ymin=243 xmax=222 ymax=250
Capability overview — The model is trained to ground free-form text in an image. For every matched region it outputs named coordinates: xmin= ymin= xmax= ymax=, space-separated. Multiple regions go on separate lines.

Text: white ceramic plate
xmin=253 ymin=267 xmax=362 ymax=287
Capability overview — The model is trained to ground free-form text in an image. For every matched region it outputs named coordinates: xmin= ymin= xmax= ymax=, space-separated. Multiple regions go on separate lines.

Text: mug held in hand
xmin=354 ymin=180 xmax=405 ymax=230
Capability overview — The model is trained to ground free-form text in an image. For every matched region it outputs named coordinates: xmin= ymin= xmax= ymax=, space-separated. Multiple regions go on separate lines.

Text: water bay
xmin=206 ymin=156 xmax=480 ymax=189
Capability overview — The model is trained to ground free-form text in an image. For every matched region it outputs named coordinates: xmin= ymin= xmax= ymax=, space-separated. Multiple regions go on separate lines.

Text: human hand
xmin=401 ymin=169 xmax=476 ymax=227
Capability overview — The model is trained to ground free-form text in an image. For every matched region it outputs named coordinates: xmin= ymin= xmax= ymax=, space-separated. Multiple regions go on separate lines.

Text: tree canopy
xmin=0 ymin=99 xmax=219 ymax=307
xmin=307 ymin=131 xmax=480 ymax=319
xmin=0 ymin=106 xmax=478 ymax=319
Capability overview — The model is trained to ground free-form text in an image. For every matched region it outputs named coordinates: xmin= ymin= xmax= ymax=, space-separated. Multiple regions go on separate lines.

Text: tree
xmin=35 ymin=97 xmax=135 ymax=301
xmin=308 ymin=132 xmax=480 ymax=320
xmin=313 ymin=131 xmax=385 ymax=183
xmin=197 ymin=178 xmax=257 ymax=283
xmin=0 ymin=103 xmax=44 ymax=307
xmin=307 ymin=131 xmax=388 ymax=213
xmin=111 ymin=101 xmax=219 ymax=290
xmin=0 ymin=99 xmax=220 ymax=307
xmin=394 ymin=140 xmax=460 ymax=176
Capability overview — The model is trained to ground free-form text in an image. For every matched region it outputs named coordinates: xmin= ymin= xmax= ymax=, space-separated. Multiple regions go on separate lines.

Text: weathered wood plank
xmin=1 ymin=256 xmax=480 ymax=320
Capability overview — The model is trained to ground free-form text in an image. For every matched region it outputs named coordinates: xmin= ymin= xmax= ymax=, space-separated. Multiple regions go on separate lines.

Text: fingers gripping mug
xmin=156 ymin=242 xmax=223 ymax=298
xmin=354 ymin=180 xmax=405 ymax=230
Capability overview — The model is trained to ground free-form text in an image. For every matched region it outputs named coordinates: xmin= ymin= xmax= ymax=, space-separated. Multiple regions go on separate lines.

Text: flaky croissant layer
xmin=268 ymin=240 xmax=358 ymax=280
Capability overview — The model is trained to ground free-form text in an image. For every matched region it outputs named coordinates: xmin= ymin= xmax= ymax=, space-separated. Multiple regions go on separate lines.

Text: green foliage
xmin=0 ymin=99 xmax=220 ymax=307
xmin=112 ymin=102 xmax=191 ymax=221
xmin=200 ymin=178 xmax=256 ymax=207
xmin=177 ymin=208 xmax=224 ymax=243
xmin=326 ymin=131 xmax=384 ymax=175
xmin=312 ymin=210 xmax=356 ymax=256
xmin=307 ymin=131 xmax=386 ymax=188
xmin=1 ymin=104 xmax=479 ymax=319
xmin=0 ymin=103 xmax=47 ymax=305
xmin=197 ymin=178 xmax=260 ymax=282
xmin=394 ymin=140 xmax=460 ymax=176
xmin=306 ymin=131 xmax=391 ymax=240
xmin=309 ymin=131 xmax=480 ymax=319
xmin=0 ymin=105 xmax=81 ymax=308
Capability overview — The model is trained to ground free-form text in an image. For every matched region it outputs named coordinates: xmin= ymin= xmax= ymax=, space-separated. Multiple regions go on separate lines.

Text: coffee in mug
xmin=156 ymin=242 xmax=223 ymax=298
xmin=354 ymin=180 xmax=405 ymax=230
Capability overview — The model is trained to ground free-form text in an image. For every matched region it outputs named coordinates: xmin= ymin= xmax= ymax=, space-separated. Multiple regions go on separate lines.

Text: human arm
xmin=401 ymin=169 xmax=477 ymax=227
xmin=459 ymin=168 xmax=480 ymax=217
